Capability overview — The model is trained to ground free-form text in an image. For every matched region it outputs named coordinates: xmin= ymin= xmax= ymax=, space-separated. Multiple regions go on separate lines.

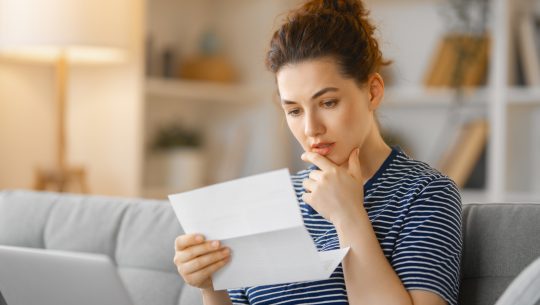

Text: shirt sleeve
xmin=227 ymin=288 xmax=249 ymax=305
xmin=391 ymin=177 xmax=462 ymax=305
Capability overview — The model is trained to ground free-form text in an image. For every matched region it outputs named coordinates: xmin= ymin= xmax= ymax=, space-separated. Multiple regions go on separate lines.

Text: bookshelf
xmin=142 ymin=0 xmax=293 ymax=199
xmin=146 ymin=77 xmax=271 ymax=105
xmin=371 ymin=0 xmax=540 ymax=203
xmin=142 ymin=0 xmax=540 ymax=203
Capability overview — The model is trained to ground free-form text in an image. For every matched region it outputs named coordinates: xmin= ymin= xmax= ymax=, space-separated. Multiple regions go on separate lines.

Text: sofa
xmin=0 ymin=189 xmax=539 ymax=305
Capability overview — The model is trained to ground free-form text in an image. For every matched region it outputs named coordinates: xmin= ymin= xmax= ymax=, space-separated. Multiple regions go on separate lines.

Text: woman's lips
xmin=311 ymin=143 xmax=335 ymax=156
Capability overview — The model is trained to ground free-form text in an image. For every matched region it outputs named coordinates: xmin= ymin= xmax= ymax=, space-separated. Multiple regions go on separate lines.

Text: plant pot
xmin=158 ymin=147 xmax=205 ymax=192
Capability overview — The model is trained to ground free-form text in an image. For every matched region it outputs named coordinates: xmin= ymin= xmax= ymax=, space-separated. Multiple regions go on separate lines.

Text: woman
xmin=173 ymin=1 xmax=462 ymax=304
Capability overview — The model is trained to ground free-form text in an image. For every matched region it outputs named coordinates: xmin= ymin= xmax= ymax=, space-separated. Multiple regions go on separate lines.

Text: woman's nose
xmin=304 ymin=112 xmax=325 ymax=137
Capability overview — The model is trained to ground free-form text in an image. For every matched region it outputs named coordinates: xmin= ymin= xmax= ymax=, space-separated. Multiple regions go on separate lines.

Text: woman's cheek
xmin=289 ymin=120 xmax=308 ymax=151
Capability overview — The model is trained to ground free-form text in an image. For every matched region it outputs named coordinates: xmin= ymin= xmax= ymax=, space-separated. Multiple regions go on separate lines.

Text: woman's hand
xmin=301 ymin=148 xmax=364 ymax=225
xmin=173 ymin=234 xmax=231 ymax=290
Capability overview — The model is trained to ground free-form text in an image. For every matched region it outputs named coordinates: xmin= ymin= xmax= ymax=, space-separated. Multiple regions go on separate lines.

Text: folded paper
xmin=169 ymin=168 xmax=350 ymax=290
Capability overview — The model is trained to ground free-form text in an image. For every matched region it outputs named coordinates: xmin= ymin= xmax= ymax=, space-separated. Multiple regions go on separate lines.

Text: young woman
xmin=173 ymin=1 xmax=462 ymax=304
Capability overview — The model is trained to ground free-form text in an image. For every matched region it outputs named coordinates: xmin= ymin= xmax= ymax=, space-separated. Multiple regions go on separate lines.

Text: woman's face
xmin=276 ymin=58 xmax=380 ymax=166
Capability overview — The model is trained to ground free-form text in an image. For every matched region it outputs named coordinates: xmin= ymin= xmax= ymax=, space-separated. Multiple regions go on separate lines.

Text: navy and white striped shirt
xmin=228 ymin=147 xmax=462 ymax=305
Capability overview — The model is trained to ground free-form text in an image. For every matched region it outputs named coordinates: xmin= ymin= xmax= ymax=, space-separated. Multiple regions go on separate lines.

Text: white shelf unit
xmin=142 ymin=0 xmax=295 ymax=199
xmin=146 ymin=77 xmax=272 ymax=105
xmin=383 ymin=87 xmax=489 ymax=107
xmin=142 ymin=77 xmax=279 ymax=199
xmin=373 ymin=0 xmax=540 ymax=203
xmin=142 ymin=0 xmax=540 ymax=202
xmin=486 ymin=0 xmax=540 ymax=202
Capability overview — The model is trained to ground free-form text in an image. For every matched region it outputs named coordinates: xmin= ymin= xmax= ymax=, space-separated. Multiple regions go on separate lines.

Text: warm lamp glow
xmin=0 ymin=0 xmax=130 ymax=193
xmin=0 ymin=0 xmax=129 ymax=64
xmin=0 ymin=46 xmax=127 ymax=64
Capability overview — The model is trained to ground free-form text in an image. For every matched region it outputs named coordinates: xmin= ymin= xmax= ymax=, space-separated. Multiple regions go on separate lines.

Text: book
xmin=437 ymin=119 xmax=489 ymax=188
xmin=424 ymin=34 xmax=490 ymax=88
xmin=518 ymin=13 xmax=540 ymax=86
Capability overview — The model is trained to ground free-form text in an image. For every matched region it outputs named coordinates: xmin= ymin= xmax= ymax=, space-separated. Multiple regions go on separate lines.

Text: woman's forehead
xmin=277 ymin=60 xmax=343 ymax=93
xmin=276 ymin=59 xmax=359 ymax=101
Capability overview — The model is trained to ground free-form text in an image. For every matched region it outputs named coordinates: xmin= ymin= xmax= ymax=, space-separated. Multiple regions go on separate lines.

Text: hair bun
xmin=300 ymin=0 xmax=365 ymax=17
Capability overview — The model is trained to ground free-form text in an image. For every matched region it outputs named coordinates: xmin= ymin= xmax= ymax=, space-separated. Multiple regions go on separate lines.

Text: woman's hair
xmin=265 ymin=0 xmax=390 ymax=85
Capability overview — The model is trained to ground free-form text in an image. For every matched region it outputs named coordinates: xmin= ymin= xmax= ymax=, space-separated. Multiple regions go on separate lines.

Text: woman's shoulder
xmin=392 ymin=149 xmax=458 ymax=189
xmin=385 ymin=149 xmax=460 ymax=204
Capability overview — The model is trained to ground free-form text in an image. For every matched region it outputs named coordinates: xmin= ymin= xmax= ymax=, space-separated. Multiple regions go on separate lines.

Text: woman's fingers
xmin=302 ymin=178 xmax=316 ymax=193
xmin=175 ymin=234 xmax=205 ymax=251
xmin=183 ymin=256 xmax=230 ymax=287
xmin=173 ymin=234 xmax=232 ymax=290
xmin=302 ymin=192 xmax=313 ymax=204
xmin=301 ymin=152 xmax=336 ymax=171
xmin=181 ymin=247 xmax=231 ymax=275
xmin=175 ymin=240 xmax=222 ymax=263
xmin=308 ymin=170 xmax=323 ymax=181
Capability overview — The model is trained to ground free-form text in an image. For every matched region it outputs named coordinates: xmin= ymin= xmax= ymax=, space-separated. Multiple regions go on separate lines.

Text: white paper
xmin=169 ymin=168 xmax=350 ymax=290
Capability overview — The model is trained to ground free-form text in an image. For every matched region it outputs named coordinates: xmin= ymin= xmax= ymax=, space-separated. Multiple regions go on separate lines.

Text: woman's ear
xmin=367 ymin=73 xmax=384 ymax=111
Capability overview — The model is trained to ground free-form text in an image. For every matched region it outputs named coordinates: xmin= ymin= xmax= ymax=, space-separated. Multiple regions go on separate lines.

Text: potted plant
xmin=152 ymin=124 xmax=205 ymax=192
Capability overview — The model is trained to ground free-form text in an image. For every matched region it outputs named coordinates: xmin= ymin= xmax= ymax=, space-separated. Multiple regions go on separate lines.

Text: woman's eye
xmin=286 ymin=108 xmax=301 ymax=117
xmin=322 ymin=100 xmax=338 ymax=108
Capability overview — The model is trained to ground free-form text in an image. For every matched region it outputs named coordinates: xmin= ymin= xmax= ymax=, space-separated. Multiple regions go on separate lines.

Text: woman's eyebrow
xmin=281 ymin=87 xmax=339 ymax=104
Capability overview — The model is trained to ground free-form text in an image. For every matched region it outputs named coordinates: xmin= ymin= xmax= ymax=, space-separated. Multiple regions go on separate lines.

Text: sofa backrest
xmin=2 ymin=190 xmax=540 ymax=305
xmin=460 ymin=203 xmax=540 ymax=305
xmin=0 ymin=190 xmax=200 ymax=305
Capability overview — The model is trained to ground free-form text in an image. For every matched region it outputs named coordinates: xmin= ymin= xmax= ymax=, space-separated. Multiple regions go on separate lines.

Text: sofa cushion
xmin=459 ymin=203 xmax=540 ymax=305
xmin=0 ymin=190 xmax=193 ymax=305
xmin=0 ymin=190 xmax=57 ymax=248
xmin=44 ymin=193 xmax=129 ymax=258
xmin=460 ymin=277 xmax=515 ymax=305
xmin=494 ymin=256 xmax=540 ymax=305
xmin=118 ymin=267 xmax=183 ymax=305
xmin=115 ymin=199 xmax=183 ymax=273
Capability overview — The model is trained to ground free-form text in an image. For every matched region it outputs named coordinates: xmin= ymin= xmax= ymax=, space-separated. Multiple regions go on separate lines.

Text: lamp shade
xmin=0 ymin=0 xmax=129 ymax=63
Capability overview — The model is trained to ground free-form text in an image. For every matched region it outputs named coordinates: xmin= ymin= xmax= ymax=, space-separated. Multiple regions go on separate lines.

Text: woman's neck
xmin=358 ymin=128 xmax=392 ymax=185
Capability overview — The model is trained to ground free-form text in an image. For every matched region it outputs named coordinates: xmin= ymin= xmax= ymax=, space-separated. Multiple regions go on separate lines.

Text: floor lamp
xmin=0 ymin=0 xmax=128 ymax=193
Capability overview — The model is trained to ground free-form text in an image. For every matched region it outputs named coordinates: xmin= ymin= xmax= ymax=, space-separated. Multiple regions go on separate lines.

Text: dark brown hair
xmin=265 ymin=0 xmax=390 ymax=85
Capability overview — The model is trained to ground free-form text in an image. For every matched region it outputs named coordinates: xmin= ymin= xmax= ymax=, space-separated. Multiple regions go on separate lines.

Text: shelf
xmin=383 ymin=87 xmax=488 ymax=107
xmin=145 ymin=77 xmax=273 ymax=105
xmin=146 ymin=79 xmax=540 ymax=107
xmin=508 ymin=87 xmax=540 ymax=105
xmin=382 ymin=86 xmax=540 ymax=107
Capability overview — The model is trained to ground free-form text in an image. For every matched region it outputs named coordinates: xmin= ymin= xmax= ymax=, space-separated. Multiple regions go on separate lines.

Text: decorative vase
xmin=160 ymin=147 xmax=205 ymax=192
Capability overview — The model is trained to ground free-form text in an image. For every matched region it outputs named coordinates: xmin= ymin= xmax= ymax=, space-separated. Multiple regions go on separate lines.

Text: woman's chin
xmin=327 ymin=154 xmax=347 ymax=166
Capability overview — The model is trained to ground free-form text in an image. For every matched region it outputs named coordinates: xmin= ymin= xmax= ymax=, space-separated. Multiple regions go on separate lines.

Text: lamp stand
xmin=33 ymin=52 xmax=89 ymax=193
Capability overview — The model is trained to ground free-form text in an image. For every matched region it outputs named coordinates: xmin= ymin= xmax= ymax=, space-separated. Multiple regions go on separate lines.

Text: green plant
xmin=153 ymin=125 xmax=202 ymax=149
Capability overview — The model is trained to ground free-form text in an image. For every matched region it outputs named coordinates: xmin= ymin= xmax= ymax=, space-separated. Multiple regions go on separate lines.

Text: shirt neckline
xmin=363 ymin=146 xmax=400 ymax=191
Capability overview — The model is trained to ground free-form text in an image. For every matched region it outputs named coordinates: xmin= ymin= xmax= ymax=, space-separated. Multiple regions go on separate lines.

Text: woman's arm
xmin=202 ymin=289 xmax=233 ymax=305
xmin=301 ymin=151 xmax=451 ymax=305
xmin=335 ymin=210 xmax=446 ymax=305
xmin=335 ymin=208 xmax=412 ymax=305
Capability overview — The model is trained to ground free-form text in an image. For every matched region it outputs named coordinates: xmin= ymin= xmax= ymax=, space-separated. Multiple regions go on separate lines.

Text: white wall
xmin=0 ymin=0 xmax=144 ymax=197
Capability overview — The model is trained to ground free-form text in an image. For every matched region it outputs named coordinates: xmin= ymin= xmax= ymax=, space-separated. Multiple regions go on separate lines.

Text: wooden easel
xmin=33 ymin=166 xmax=89 ymax=193
xmin=33 ymin=52 xmax=89 ymax=193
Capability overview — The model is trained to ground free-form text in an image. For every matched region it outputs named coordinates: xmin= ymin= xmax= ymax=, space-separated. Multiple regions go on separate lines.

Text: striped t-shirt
xmin=227 ymin=147 xmax=462 ymax=305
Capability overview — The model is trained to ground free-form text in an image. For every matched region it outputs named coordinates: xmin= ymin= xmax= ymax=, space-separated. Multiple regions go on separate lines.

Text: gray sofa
xmin=0 ymin=189 xmax=539 ymax=305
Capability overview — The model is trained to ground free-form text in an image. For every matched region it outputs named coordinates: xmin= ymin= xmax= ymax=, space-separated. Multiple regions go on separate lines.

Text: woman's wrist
xmin=334 ymin=205 xmax=366 ymax=233
xmin=201 ymin=288 xmax=232 ymax=305
xmin=201 ymin=287 xmax=220 ymax=295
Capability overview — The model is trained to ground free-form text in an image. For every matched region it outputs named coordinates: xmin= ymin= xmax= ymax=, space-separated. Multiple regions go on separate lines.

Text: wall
xmin=0 ymin=0 xmax=144 ymax=197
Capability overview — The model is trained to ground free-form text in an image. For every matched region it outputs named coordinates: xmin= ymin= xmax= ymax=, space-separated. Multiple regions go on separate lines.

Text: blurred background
xmin=0 ymin=0 xmax=539 ymax=203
